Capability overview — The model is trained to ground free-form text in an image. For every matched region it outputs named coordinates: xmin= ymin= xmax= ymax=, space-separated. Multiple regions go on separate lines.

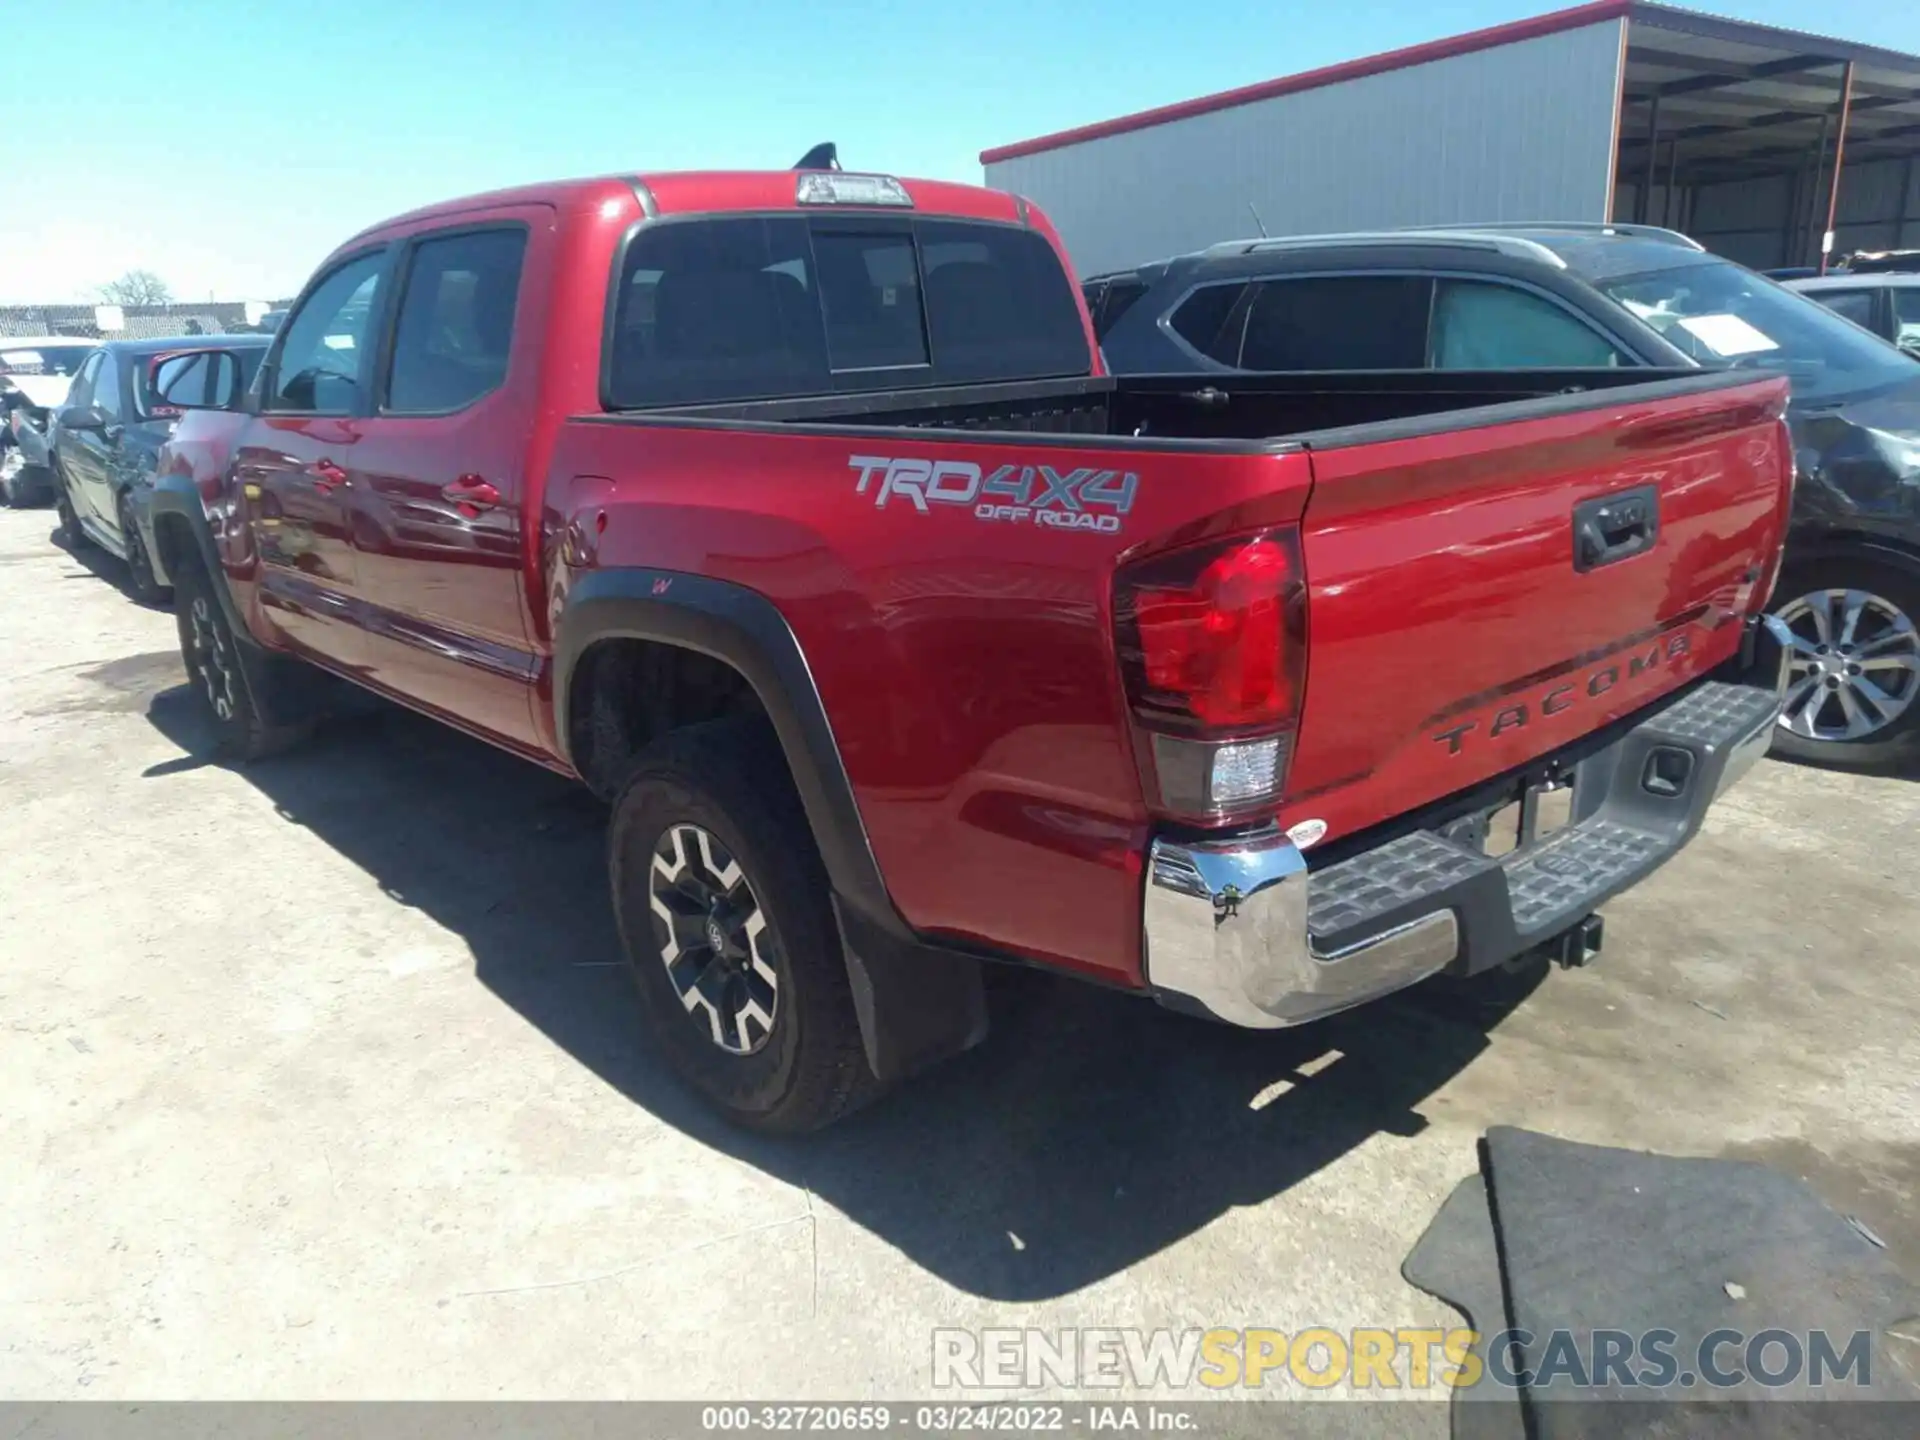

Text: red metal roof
xmin=979 ymin=0 xmax=1635 ymax=164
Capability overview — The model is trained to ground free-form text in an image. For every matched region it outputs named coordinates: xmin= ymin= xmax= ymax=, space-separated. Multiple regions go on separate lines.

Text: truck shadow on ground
xmin=145 ymin=685 xmax=1544 ymax=1302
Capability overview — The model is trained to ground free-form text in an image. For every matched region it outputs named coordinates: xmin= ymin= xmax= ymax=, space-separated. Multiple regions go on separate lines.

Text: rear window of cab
xmin=604 ymin=216 xmax=1091 ymax=408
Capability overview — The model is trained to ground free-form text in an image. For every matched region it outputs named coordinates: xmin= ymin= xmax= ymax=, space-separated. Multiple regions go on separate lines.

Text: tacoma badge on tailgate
xmin=1429 ymin=631 xmax=1694 ymax=755
xmin=849 ymin=454 xmax=1138 ymax=533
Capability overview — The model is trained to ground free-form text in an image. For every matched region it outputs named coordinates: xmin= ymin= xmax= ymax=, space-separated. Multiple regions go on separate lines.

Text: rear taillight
xmin=1114 ymin=529 xmax=1307 ymax=822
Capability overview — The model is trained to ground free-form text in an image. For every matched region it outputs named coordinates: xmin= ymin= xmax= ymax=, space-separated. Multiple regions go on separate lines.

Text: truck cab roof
xmin=345 ymin=169 xmax=1029 ymax=250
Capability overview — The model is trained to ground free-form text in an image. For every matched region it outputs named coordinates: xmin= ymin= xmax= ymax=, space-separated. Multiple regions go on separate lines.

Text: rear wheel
xmin=607 ymin=716 xmax=880 ymax=1133
xmin=118 ymin=493 xmax=168 ymax=606
xmin=172 ymin=557 xmax=311 ymax=761
xmin=1769 ymin=554 xmax=1920 ymax=770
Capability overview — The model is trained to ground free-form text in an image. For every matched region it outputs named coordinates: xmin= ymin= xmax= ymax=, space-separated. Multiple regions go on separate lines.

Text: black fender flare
xmin=146 ymin=473 xmax=326 ymax=727
xmin=553 ymin=568 xmax=987 ymax=1081
xmin=149 ymin=473 xmax=249 ymax=636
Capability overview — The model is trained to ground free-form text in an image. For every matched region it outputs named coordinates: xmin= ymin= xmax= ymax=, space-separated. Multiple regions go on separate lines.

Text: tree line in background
xmin=98 ymin=270 xmax=174 ymax=306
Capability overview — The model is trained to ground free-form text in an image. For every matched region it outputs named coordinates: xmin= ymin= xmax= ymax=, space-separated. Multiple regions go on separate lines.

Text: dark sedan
xmin=1090 ymin=225 xmax=1920 ymax=770
xmin=52 ymin=335 xmax=269 ymax=603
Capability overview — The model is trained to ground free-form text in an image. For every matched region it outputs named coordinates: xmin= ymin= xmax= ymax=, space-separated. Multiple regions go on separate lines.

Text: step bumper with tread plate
xmin=1143 ymin=614 xmax=1792 ymax=1029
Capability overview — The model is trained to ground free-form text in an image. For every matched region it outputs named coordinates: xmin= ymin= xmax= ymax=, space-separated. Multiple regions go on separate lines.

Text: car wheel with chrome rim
xmin=608 ymin=716 xmax=878 ymax=1132
xmin=1769 ymin=554 xmax=1920 ymax=770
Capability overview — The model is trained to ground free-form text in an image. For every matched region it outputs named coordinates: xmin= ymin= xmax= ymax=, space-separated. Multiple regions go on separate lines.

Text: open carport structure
xmin=1619 ymin=8 xmax=1920 ymax=270
xmin=981 ymin=1 xmax=1920 ymax=278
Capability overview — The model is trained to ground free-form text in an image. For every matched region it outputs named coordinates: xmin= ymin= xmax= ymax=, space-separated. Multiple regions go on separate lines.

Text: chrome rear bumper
xmin=1143 ymin=616 xmax=1791 ymax=1029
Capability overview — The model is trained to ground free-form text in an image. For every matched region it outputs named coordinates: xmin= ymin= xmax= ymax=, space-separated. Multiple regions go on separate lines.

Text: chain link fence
xmin=0 ymin=301 xmax=290 ymax=341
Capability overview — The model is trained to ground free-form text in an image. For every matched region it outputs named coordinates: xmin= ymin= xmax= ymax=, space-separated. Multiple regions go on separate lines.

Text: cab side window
xmin=385 ymin=228 xmax=528 ymax=413
xmin=269 ymin=251 xmax=386 ymax=414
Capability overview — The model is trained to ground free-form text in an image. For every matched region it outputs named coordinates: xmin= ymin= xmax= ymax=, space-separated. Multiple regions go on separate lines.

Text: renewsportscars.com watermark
xmin=933 ymin=1326 xmax=1875 ymax=1393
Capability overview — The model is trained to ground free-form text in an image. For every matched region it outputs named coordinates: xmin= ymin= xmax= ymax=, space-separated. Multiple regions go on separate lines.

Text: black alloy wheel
xmin=607 ymin=717 xmax=880 ymax=1132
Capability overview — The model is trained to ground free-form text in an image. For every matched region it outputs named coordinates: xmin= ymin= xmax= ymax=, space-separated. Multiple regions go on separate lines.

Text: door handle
xmin=312 ymin=458 xmax=348 ymax=494
xmin=442 ymin=475 xmax=500 ymax=513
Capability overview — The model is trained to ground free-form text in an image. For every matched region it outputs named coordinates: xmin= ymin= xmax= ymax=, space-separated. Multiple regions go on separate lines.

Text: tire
xmin=607 ymin=716 xmax=881 ymax=1133
xmin=118 ymin=493 xmax=169 ymax=606
xmin=1769 ymin=553 xmax=1920 ymax=771
xmin=4 ymin=462 xmax=46 ymax=509
xmin=172 ymin=556 xmax=310 ymax=761
xmin=53 ymin=467 xmax=87 ymax=547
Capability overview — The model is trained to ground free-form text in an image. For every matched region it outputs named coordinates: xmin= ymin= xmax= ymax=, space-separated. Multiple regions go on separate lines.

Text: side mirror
xmin=60 ymin=405 xmax=105 ymax=432
xmin=147 ymin=348 xmax=245 ymax=414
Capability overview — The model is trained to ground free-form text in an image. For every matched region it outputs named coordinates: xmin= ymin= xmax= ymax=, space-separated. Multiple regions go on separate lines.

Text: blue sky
xmin=2 ymin=0 xmax=1915 ymax=303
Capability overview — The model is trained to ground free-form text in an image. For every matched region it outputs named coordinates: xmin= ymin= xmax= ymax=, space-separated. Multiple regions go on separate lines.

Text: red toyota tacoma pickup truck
xmin=149 ymin=164 xmax=1796 ymax=1132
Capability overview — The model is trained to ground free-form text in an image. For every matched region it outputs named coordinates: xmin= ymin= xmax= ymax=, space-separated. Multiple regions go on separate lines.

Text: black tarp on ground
xmin=1404 ymin=1127 xmax=1920 ymax=1438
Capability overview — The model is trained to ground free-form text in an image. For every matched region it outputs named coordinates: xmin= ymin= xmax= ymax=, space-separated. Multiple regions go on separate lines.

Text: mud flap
xmin=832 ymin=897 xmax=989 ymax=1082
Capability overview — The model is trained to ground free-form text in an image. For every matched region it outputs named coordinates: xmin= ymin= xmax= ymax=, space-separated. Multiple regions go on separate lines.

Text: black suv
xmin=1089 ymin=224 xmax=1920 ymax=771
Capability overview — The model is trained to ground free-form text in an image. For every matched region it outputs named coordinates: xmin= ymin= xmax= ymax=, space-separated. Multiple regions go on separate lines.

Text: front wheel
xmin=607 ymin=717 xmax=881 ymax=1133
xmin=1769 ymin=553 xmax=1920 ymax=770
xmin=172 ymin=558 xmax=310 ymax=761
xmin=53 ymin=466 xmax=87 ymax=547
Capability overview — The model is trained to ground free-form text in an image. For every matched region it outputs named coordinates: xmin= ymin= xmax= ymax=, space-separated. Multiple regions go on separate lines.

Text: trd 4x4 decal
xmin=849 ymin=455 xmax=1139 ymax=534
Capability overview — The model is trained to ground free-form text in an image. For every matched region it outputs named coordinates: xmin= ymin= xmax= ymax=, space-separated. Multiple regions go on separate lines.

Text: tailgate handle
xmin=1573 ymin=485 xmax=1659 ymax=572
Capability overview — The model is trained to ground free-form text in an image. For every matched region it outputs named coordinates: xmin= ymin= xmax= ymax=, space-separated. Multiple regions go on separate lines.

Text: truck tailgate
xmin=1285 ymin=374 xmax=1792 ymax=844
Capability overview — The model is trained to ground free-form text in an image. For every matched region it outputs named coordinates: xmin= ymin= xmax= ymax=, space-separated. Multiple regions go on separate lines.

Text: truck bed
xmin=561 ymin=367 xmax=1790 ymax=982
xmin=597 ymin=366 xmax=1710 ymax=446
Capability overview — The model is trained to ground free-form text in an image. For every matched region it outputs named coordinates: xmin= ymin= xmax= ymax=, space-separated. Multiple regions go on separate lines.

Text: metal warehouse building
xmin=981 ymin=0 xmax=1920 ymax=279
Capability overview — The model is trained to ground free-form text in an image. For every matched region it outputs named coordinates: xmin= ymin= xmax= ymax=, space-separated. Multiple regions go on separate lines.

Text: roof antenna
xmin=1247 ymin=201 xmax=1269 ymax=238
xmin=794 ymin=142 xmax=840 ymax=172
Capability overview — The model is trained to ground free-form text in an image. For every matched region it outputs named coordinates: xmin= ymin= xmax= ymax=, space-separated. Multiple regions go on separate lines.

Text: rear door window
xmin=1240 ymin=276 xmax=1431 ymax=370
xmin=385 ymin=227 xmax=528 ymax=413
xmin=606 ymin=216 xmax=1090 ymax=408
